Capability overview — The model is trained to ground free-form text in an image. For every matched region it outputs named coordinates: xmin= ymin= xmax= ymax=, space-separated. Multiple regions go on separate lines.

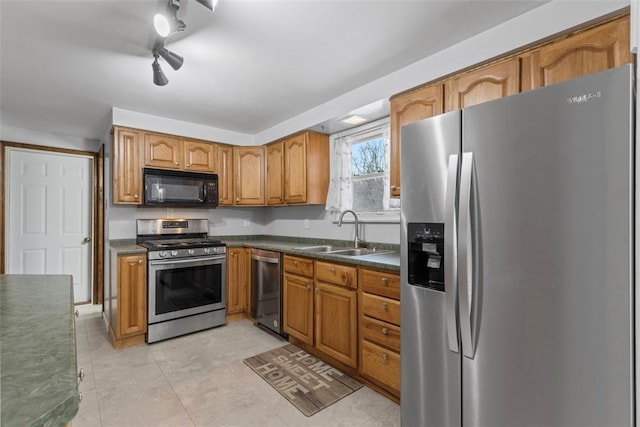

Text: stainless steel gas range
xmin=137 ymin=219 xmax=226 ymax=343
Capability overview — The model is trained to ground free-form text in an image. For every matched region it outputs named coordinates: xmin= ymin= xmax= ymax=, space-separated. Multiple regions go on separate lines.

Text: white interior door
xmin=6 ymin=148 xmax=93 ymax=303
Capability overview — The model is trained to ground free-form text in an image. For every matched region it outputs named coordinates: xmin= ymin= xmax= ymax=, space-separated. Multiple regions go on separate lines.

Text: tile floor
xmin=73 ymin=305 xmax=401 ymax=427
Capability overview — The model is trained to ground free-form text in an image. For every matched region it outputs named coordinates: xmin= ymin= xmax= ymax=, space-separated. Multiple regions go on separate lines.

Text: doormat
xmin=243 ymin=344 xmax=363 ymax=416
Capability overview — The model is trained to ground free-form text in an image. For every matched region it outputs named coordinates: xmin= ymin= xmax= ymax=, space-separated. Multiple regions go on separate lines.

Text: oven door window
xmin=154 ymin=261 xmax=223 ymax=316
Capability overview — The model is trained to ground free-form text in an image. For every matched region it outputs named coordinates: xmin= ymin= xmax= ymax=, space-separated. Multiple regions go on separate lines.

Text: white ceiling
xmin=0 ymin=0 xmax=549 ymax=141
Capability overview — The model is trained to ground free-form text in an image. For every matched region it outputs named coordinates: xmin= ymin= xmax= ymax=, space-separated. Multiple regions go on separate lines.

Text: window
xmin=351 ymin=137 xmax=385 ymax=212
xmin=326 ymin=117 xmax=399 ymax=219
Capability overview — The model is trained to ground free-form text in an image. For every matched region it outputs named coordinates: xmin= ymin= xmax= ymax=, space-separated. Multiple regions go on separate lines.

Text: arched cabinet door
xmin=522 ymin=14 xmax=631 ymax=91
xmin=389 ymin=84 xmax=444 ymax=198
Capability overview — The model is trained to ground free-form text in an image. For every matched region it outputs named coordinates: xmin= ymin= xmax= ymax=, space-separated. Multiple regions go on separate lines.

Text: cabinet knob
xmin=293 ymin=261 xmax=298 ymax=266
xmin=306 ymin=284 xmax=311 ymax=290
xmin=329 ymin=268 xmax=336 ymax=274
xmin=381 ymin=277 xmax=388 ymax=284
xmin=186 ymin=164 xmax=190 ymax=168
xmin=390 ymin=185 xmax=397 ymax=190
xmin=381 ymin=302 xmax=388 ymax=309
xmin=134 ymin=194 xmax=139 ymax=199
xmin=75 ymin=309 xmax=79 ymax=318
xmin=382 ymin=353 xmax=388 ymax=362
xmin=78 ymin=392 xmax=83 ymax=403
xmin=138 ymin=259 xmax=143 ymax=264
xmin=77 ymin=368 xmax=85 ymax=383
xmin=381 ymin=327 xmax=388 ymax=335
xmin=175 ymin=162 xmax=179 ymax=166
xmin=236 ymin=198 xmax=240 ymax=202
xmin=315 ymin=288 xmax=319 ymax=293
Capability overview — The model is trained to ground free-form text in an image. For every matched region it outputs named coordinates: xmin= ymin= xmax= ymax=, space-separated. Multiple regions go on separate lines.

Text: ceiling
xmin=0 ymin=0 xmax=549 ymax=141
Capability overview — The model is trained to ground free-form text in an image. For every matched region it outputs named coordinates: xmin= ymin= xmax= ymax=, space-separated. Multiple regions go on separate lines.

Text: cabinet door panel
xmin=445 ymin=58 xmax=519 ymax=111
xmin=283 ymin=273 xmax=314 ymax=345
xmin=112 ymin=128 xmax=142 ymax=204
xmin=184 ymin=140 xmax=216 ymax=173
xmin=315 ymin=281 xmax=358 ymax=368
xmin=117 ymin=254 xmax=147 ymax=337
xmin=226 ymin=248 xmax=247 ymax=314
xmin=389 ymin=84 xmax=444 ymax=198
xmin=234 ymin=146 xmax=265 ymax=205
xmin=284 ymin=134 xmax=307 ymax=204
xmin=526 ymin=15 xmax=631 ymax=90
xmin=218 ymin=145 xmax=234 ymax=206
xmin=266 ymin=141 xmax=284 ymax=205
xmin=144 ymin=133 xmax=181 ymax=169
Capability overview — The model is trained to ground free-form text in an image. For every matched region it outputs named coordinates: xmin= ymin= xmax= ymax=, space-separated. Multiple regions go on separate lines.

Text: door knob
xmin=82 ymin=237 xmax=91 ymax=244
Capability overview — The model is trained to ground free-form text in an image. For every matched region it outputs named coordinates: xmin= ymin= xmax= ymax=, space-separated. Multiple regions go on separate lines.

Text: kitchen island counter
xmin=0 ymin=274 xmax=79 ymax=427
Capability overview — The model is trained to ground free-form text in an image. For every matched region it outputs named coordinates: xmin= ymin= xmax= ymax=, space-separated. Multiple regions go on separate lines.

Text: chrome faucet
xmin=337 ymin=209 xmax=360 ymax=248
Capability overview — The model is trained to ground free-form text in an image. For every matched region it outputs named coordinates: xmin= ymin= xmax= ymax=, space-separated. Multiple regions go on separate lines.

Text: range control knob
xmin=203 ymin=247 xmax=211 ymax=254
xmin=171 ymin=250 xmax=178 ymax=257
xmin=159 ymin=251 xmax=168 ymax=258
xmin=188 ymin=249 xmax=195 ymax=256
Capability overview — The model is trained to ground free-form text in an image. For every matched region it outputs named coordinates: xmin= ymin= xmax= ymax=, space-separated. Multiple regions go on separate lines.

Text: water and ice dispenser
xmin=407 ymin=223 xmax=445 ymax=292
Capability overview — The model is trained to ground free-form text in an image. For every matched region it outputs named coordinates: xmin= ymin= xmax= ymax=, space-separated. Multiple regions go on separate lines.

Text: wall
xmin=262 ymin=205 xmax=399 ymax=245
xmin=0 ymin=124 xmax=101 ymax=152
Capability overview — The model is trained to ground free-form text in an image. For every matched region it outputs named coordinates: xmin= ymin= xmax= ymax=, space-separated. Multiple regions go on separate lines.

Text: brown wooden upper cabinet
xmin=522 ymin=14 xmax=631 ymax=91
xmin=112 ymin=126 xmax=143 ymax=204
xmin=234 ymin=146 xmax=265 ymax=205
xmin=266 ymin=130 xmax=330 ymax=206
xmin=217 ymin=144 xmax=234 ymax=206
xmin=389 ymin=84 xmax=444 ymax=198
xmin=444 ymin=57 xmax=520 ymax=111
xmin=144 ymin=133 xmax=217 ymax=173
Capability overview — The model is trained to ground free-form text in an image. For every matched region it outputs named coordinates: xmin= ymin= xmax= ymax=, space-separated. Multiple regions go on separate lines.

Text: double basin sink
xmin=292 ymin=245 xmax=394 ymax=258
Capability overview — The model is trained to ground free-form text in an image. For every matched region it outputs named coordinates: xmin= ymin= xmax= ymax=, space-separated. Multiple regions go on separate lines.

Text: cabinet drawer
xmin=361 ymin=316 xmax=400 ymax=352
xmin=359 ymin=268 xmax=400 ymax=300
xmin=316 ymin=261 xmax=357 ymax=289
xmin=362 ymin=293 xmax=400 ymax=326
xmin=283 ymin=255 xmax=313 ymax=278
xmin=361 ymin=340 xmax=400 ymax=393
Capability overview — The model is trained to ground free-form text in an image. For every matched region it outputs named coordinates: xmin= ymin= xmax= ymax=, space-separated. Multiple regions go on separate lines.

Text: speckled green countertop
xmin=0 ymin=275 xmax=79 ymax=427
xmin=221 ymin=235 xmax=400 ymax=271
xmin=109 ymin=235 xmax=400 ymax=271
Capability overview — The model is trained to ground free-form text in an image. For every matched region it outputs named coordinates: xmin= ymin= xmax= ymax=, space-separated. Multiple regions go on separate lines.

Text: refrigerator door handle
xmin=444 ymin=154 xmax=459 ymax=353
xmin=459 ymin=152 xmax=476 ymax=359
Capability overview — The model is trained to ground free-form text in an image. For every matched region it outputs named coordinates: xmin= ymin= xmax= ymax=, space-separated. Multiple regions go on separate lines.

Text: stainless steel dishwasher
xmin=251 ymin=249 xmax=286 ymax=337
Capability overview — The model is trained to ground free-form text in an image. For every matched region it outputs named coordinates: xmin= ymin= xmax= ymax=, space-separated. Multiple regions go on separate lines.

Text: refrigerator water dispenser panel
xmin=407 ymin=222 xmax=445 ymax=291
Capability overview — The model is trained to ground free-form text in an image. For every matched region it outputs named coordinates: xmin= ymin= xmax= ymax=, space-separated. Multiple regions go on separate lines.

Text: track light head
xmin=153 ymin=2 xmax=186 ymax=37
xmin=157 ymin=47 xmax=184 ymax=71
xmin=152 ymin=57 xmax=169 ymax=86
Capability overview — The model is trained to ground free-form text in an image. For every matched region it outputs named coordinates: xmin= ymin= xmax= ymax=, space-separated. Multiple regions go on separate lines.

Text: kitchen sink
xmin=293 ymin=245 xmax=339 ymax=252
xmin=327 ymin=248 xmax=393 ymax=257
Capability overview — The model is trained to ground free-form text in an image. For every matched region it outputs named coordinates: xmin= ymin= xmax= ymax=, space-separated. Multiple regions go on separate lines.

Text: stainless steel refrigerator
xmin=400 ymin=65 xmax=634 ymax=426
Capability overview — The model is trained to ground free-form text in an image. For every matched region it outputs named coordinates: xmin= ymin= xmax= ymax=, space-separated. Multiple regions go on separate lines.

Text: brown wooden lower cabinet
xmin=314 ymin=281 xmax=358 ymax=368
xmin=109 ymin=253 xmax=147 ymax=349
xmin=226 ymin=247 xmax=250 ymax=321
xmin=358 ymin=267 xmax=401 ymax=398
xmin=283 ymin=270 xmax=314 ymax=346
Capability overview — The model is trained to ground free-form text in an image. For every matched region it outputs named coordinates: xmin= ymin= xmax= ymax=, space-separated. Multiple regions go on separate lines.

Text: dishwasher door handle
xmin=251 ymin=254 xmax=280 ymax=264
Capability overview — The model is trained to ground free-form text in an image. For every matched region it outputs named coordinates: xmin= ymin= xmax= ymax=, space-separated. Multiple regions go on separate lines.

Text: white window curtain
xmin=325 ymin=132 xmax=355 ymax=212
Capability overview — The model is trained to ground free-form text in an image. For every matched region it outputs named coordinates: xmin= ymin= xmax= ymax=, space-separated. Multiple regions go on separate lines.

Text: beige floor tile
xmin=72 ymin=308 xmax=400 ymax=427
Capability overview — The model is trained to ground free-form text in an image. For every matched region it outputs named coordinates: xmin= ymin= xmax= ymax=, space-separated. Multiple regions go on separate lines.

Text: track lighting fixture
xmin=150 ymin=0 xmax=215 ymax=86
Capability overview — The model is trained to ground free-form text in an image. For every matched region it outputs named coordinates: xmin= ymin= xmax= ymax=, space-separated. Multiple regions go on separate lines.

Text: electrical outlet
xmin=304 ymin=219 xmax=309 ymax=229
xmin=243 ymin=219 xmax=250 ymax=228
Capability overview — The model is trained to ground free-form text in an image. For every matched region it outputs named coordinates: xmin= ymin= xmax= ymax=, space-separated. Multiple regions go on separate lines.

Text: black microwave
xmin=143 ymin=168 xmax=218 ymax=208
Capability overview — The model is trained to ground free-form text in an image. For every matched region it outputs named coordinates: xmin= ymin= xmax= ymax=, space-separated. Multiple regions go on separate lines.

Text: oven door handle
xmin=149 ymin=256 xmax=225 ymax=266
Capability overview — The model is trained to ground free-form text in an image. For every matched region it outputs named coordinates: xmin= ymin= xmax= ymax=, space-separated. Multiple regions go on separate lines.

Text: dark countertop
xmin=0 ymin=275 xmax=79 ymax=427
xmin=222 ymin=236 xmax=400 ymax=271
xmin=109 ymin=235 xmax=400 ymax=271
